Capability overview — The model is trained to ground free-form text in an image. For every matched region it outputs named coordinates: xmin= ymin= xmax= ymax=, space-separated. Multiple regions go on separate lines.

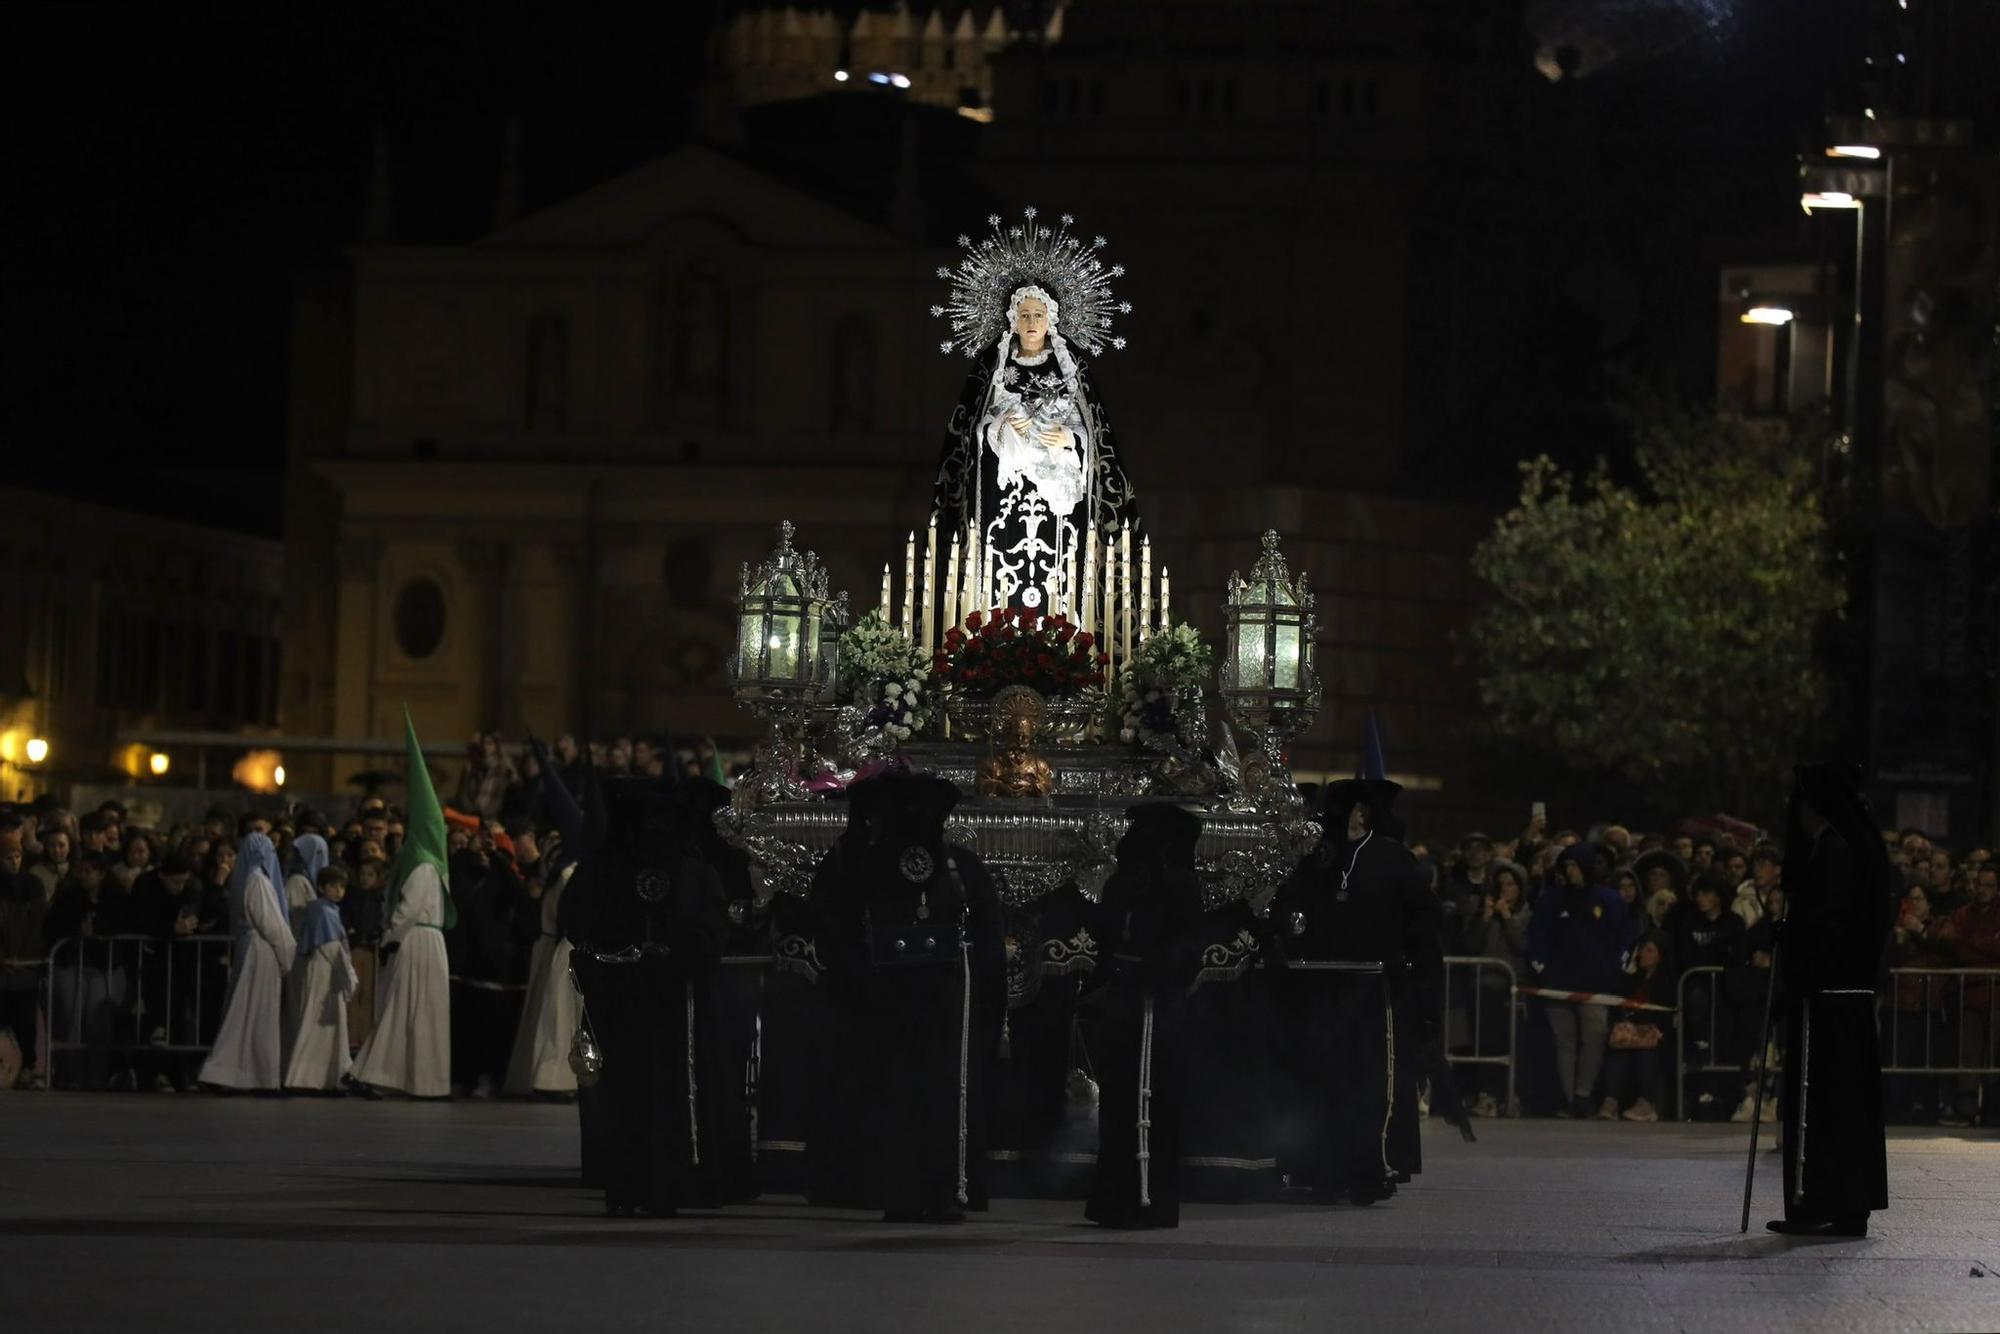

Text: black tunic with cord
xmin=566 ymin=795 xmax=731 ymax=1216
xmin=810 ymin=836 xmax=1006 ymax=1218
xmin=1083 ymin=858 xmax=1204 ymax=1228
xmin=1270 ymin=831 xmax=1437 ymax=1200
xmin=1775 ymin=768 xmax=1899 ymax=1229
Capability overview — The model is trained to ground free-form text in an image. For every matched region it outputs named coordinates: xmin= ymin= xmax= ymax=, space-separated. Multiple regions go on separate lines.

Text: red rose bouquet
xmin=932 ymin=607 xmax=1109 ymax=699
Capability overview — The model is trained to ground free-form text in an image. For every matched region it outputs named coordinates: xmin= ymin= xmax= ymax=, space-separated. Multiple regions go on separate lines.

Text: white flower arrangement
xmin=838 ymin=611 xmax=933 ymax=741
xmin=1110 ymin=622 xmax=1212 ymax=753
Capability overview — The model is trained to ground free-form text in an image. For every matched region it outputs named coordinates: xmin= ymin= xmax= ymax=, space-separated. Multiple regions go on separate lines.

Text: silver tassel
xmin=956 ymin=943 xmax=972 ymax=1207
xmin=687 ymin=981 xmax=701 ymax=1168
xmin=1137 ymin=993 xmax=1155 ymax=1210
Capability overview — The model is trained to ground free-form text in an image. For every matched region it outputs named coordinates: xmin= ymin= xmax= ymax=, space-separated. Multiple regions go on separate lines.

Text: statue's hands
xmin=1035 ymin=422 xmax=1073 ymax=450
xmin=1004 ymin=411 xmax=1033 ymax=437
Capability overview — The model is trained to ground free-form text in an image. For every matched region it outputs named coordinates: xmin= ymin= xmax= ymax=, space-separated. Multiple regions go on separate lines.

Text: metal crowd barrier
xmin=42 ymin=934 xmax=236 ymax=1086
xmin=1673 ymin=965 xmax=1740 ymax=1119
xmin=1440 ymin=954 xmax=1519 ymax=1114
xmin=1675 ymin=963 xmax=2000 ymax=1119
xmin=1882 ymin=967 xmax=2000 ymax=1077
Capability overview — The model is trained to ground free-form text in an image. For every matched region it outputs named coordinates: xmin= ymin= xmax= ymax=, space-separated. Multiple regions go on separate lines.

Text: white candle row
xmin=885 ymin=516 xmax=1173 ymax=685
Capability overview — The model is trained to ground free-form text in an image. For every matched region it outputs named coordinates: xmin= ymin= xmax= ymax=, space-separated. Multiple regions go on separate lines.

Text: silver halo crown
xmin=931 ymin=207 xmax=1131 ymax=358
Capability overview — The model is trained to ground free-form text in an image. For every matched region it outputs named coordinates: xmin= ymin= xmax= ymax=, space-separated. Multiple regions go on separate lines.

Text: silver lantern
xmin=731 ymin=521 xmax=841 ymax=804
xmin=1218 ymin=530 xmax=1321 ymax=819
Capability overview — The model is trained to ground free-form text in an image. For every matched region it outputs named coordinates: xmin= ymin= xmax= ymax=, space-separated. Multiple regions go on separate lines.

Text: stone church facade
xmin=284 ymin=4 xmax=1524 ymax=829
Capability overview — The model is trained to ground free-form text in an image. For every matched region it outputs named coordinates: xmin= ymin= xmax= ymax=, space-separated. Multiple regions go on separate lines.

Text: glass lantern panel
xmin=805 ymin=606 xmax=824 ymax=683
xmin=766 ymin=611 xmax=801 ymax=682
xmin=1273 ymin=618 xmax=1301 ymax=690
xmin=738 ymin=610 xmax=767 ymax=678
xmin=1233 ymin=611 xmax=1270 ymax=689
xmin=1270 ymin=578 xmax=1296 ymax=608
xmin=771 ymin=573 xmax=799 ymax=598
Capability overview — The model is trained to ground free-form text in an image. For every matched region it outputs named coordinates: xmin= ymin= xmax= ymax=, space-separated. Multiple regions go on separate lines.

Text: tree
xmin=1467 ymin=398 xmax=1847 ymax=817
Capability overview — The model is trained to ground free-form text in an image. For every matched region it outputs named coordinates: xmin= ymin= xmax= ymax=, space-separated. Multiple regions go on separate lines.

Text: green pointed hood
xmin=386 ymin=707 xmax=455 ymax=930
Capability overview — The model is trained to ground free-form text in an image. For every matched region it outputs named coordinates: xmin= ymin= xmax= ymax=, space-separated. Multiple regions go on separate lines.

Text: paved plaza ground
xmin=2 ymin=1095 xmax=1996 ymax=1333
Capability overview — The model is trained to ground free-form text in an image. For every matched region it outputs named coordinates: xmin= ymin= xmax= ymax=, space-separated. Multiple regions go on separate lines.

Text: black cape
xmin=930 ymin=343 xmax=1138 ymax=541
xmin=1776 ymin=764 xmax=1899 ymax=1225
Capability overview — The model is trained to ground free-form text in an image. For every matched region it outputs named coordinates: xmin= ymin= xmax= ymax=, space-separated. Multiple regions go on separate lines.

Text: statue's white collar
xmin=1011 ymin=348 xmax=1052 ymax=367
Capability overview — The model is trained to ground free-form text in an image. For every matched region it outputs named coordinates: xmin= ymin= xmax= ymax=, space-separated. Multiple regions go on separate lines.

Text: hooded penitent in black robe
xmin=680 ymin=776 xmax=761 ymax=1205
xmin=1772 ymin=762 xmax=1899 ymax=1234
xmin=565 ymin=777 xmax=730 ymax=1217
xmin=1178 ymin=898 xmax=1288 ymax=1203
xmin=1083 ymin=803 xmax=1206 ymax=1228
xmin=931 ymin=342 xmax=1137 ymax=614
xmin=1270 ymin=779 xmax=1438 ymax=1203
xmin=542 ymin=744 xmax=607 ymax=1189
xmin=985 ymin=883 xmax=1095 ymax=1199
xmin=809 ymin=772 xmax=1006 ymax=1221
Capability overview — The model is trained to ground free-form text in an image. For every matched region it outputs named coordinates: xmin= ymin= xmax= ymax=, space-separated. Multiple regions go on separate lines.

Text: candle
xmin=982 ymin=528 xmax=995 ymax=615
xmin=1140 ymin=535 xmax=1153 ymax=644
xmin=1159 ymin=567 xmax=1170 ymax=630
xmin=1065 ymin=539 xmax=1079 ymax=625
xmin=880 ymin=563 xmax=892 ymax=622
xmin=921 ymin=515 xmax=938 ymax=653
xmin=903 ymin=531 xmax=917 ymax=638
xmin=1119 ymin=521 xmax=1134 ymax=676
xmin=1080 ymin=522 xmax=1098 ymax=637
xmin=945 ymin=533 xmax=962 ymax=637
xmin=961 ymin=523 xmax=976 ymax=624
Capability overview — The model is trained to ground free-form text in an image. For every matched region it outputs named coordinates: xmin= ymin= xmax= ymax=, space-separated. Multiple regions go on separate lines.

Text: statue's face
xmin=999 ymin=713 xmax=1034 ymax=749
xmin=1014 ymin=295 xmax=1050 ymax=353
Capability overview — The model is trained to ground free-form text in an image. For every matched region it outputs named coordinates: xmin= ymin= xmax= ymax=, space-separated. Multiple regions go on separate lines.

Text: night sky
xmin=4 ymin=1 xmax=1970 ymax=536
xmin=4 ymin=3 xmax=713 ymax=535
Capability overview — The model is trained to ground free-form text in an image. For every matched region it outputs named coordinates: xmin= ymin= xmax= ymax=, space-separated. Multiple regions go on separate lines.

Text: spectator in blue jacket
xmin=1528 ymin=843 xmax=1638 ymax=1117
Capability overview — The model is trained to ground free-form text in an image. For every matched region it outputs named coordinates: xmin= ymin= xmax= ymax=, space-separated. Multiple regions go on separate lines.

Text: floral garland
xmin=837 ymin=611 xmax=932 ymax=741
xmin=1111 ymin=622 xmax=1213 ymax=748
xmin=934 ymin=607 xmax=1107 ymax=698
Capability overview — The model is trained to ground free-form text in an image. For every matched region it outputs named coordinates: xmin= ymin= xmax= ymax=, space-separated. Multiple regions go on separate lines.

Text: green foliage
xmin=1468 ymin=397 xmax=1846 ymax=811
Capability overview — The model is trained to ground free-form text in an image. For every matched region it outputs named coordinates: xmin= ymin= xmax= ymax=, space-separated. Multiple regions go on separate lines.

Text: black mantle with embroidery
xmin=930 ymin=344 xmax=1138 ymax=613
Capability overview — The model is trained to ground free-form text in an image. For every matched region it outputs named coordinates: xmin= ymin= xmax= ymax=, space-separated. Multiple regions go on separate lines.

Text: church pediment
xmin=482 ymin=144 xmax=899 ymax=251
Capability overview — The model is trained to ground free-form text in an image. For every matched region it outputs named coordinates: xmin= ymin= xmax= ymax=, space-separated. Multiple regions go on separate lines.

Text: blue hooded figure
xmin=1527 ymin=842 xmax=1640 ymax=1118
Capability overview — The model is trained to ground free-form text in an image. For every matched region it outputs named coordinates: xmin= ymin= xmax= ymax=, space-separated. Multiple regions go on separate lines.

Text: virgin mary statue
xmin=930 ymin=210 xmax=1137 ymax=615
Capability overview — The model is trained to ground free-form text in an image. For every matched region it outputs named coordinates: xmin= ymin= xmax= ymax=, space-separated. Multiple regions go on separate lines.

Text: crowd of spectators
xmin=0 ymin=730 xmax=723 ymax=1093
xmin=1415 ymin=814 xmax=1999 ymax=1129
xmin=1 ymin=747 xmax=1996 ymax=1134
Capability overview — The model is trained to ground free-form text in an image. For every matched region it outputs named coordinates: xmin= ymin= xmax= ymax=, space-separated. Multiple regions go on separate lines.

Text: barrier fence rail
xmin=20 ymin=941 xmax=1998 ymax=1123
xmin=1440 ymin=954 xmax=1519 ymax=1115
xmin=1675 ymin=964 xmax=2000 ymax=1121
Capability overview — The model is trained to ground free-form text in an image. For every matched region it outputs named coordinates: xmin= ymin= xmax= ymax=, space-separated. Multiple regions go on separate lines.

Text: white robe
xmin=504 ymin=867 xmax=579 ymax=1095
xmin=283 ymin=938 xmax=356 ymax=1091
xmin=351 ymin=863 xmax=451 ymax=1097
xmin=197 ymin=870 xmax=295 ymax=1090
xmin=284 ymin=873 xmax=318 ymax=937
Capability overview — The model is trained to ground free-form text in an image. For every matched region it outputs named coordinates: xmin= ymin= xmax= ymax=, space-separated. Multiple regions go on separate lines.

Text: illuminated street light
xmin=1800 ymin=191 xmax=1861 ymax=214
xmin=24 ymin=737 xmax=48 ymax=764
xmin=833 ymin=69 xmax=849 ymax=82
xmin=1740 ymin=306 xmax=1796 ymax=326
xmin=149 ymin=750 xmax=171 ymax=776
xmin=1826 ymin=145 xmax=1881 ymax=160
xmin=889 ymin=72 xmax=911 ymax=89
xmin=274 ymin=764 xmax=287 ymax=788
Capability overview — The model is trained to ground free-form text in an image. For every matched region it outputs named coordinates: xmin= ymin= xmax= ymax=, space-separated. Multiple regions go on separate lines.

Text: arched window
xmin=655 ymin=269 xmax=729 ymax=430
xmin=828 ymin=313 xmax=877 ymax=433
xmin=393 ymin=578 xmax=447 ymax=660
xmin=525 ymin=311 xmax=570 ymax=430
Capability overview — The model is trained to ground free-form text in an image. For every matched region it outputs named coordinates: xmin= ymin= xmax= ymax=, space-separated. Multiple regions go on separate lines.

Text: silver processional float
xmin=714 ymin=211 xmax=1324 ymax=982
